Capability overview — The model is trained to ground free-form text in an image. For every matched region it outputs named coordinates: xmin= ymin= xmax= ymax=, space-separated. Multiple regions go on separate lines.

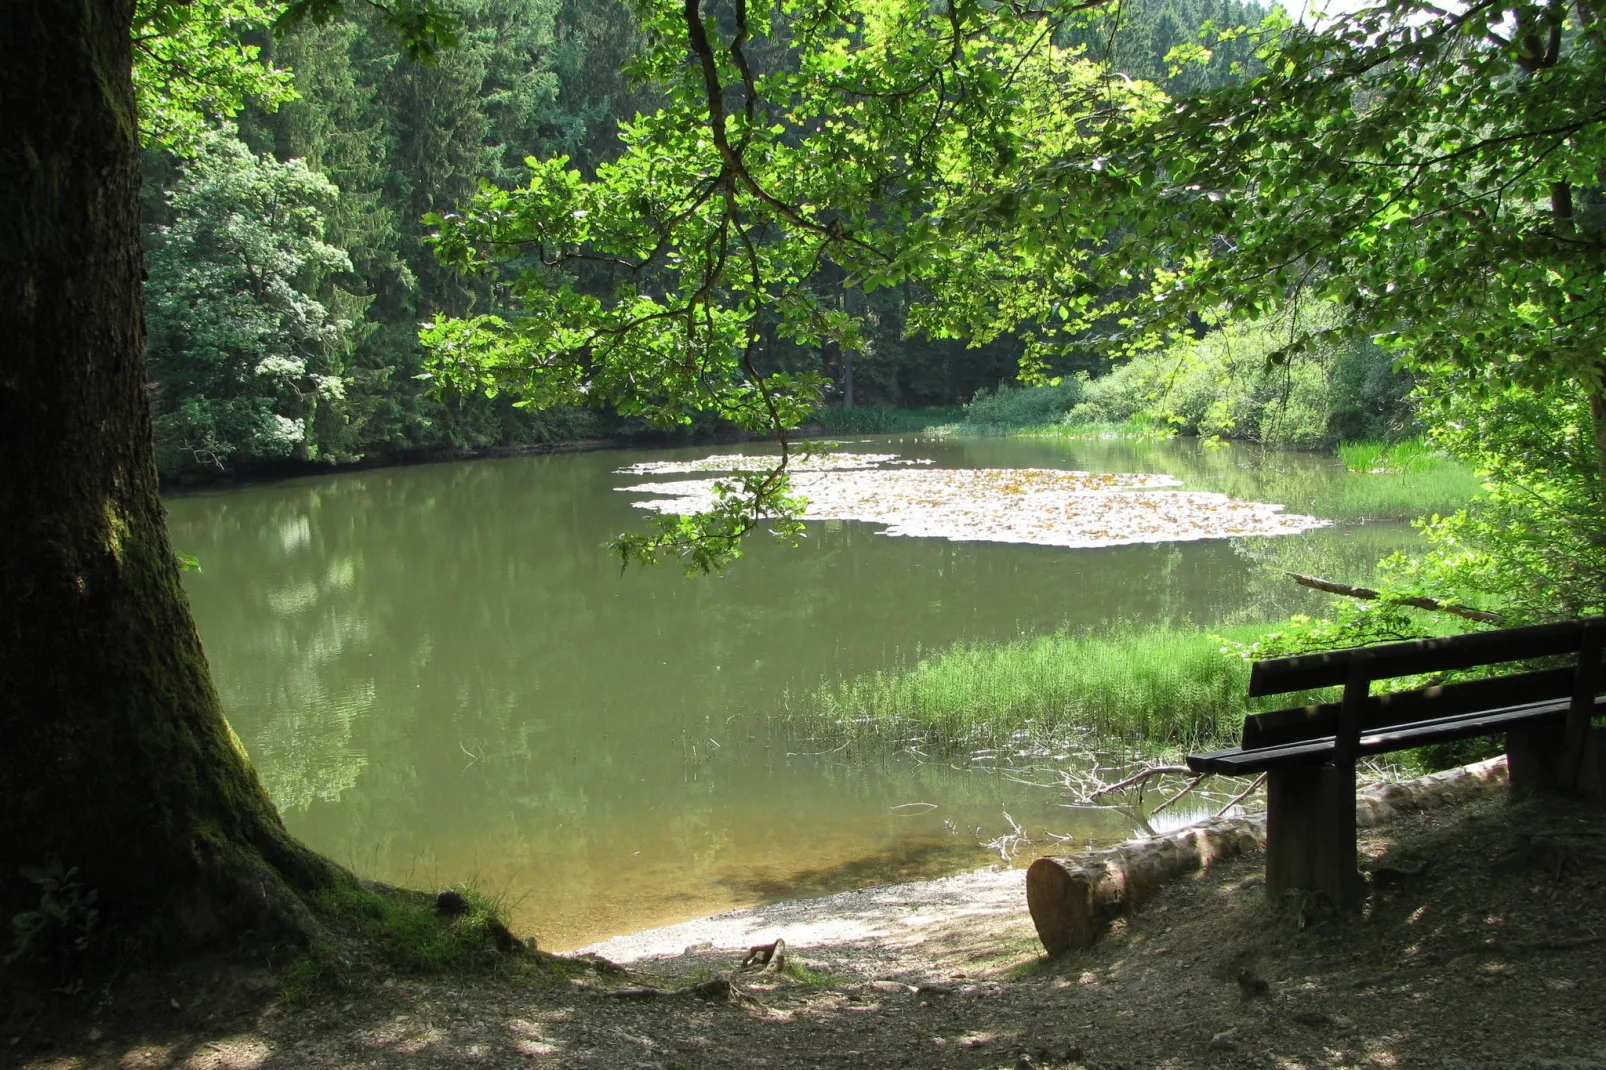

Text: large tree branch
xmin=1287 ymin=572 xmax=1504 ymax=623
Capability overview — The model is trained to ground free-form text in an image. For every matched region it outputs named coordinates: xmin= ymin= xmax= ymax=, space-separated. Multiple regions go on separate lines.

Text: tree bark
xmin=1 ymin=0 xmax=340 ymax=951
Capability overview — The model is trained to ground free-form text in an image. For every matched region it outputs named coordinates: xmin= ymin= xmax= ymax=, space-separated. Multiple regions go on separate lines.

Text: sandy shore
xmin=579 ymin=863 xmax=1034 ymax=975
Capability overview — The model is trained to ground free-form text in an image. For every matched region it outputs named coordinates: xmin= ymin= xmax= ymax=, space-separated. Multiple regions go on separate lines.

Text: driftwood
xmin=1213 ymin=772 xmax=1266 ymax=818
xmin=1026 ymin=757 xmax=1510 ymax=953
xmin=1083 ymin=765 xmax=1191 ymax=803
xmin=1286 ymin=572 xmax=1503 ymax=624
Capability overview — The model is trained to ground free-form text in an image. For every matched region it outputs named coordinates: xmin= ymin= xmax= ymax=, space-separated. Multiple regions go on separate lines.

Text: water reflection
xmin=166 ymin=435 xmax=1473 ymax=947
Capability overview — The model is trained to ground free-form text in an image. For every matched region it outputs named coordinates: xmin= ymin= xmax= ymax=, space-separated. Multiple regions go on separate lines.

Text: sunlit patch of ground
xmin=618 ymin=458 xmax=1328 ymax=547
xmin=12 ymin=786 xmax=1606 ymax=1070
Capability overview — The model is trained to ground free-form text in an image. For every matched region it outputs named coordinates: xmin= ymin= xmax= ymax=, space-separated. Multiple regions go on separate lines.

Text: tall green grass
xmin=1337 ymin=437 xmax=1446 ymax=475
xmin=787 ymin=624 xmax=1322 ymax=751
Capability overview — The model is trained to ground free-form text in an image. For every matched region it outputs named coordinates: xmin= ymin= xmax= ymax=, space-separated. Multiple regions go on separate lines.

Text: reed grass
xmin=787 ymin=624 xmax=1325 ymax=751
xmin=1336 ymin=437 xmax=1445 ymax=475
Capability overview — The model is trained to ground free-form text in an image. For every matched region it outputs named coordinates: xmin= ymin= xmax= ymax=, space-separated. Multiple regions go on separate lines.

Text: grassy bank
xmin=934 ymin=417 xmax=1152 ymax=439
xmin=785 ymin=624 xmax=1322 ymax=752
xmin=283 ymin=883 xmax=576 ymax=1003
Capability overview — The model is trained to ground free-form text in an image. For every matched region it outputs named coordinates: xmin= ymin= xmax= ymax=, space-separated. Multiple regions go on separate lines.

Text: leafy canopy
xmin=420 ymin=0 xmax=1164 ymax=569
xmin=417 ymin=0 xmax=1603 ymax=578
xmin=132 ymin=0 xmax=459 ymax=152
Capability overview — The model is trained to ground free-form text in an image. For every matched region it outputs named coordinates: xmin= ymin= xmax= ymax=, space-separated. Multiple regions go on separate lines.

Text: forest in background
xmin=139 ymin=0 xmax=1286 ymax=476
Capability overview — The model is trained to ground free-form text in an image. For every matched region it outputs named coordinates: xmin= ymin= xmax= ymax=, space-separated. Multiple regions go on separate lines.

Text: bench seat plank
xmin=1188 ymin=697 xmax=1588 ymax=775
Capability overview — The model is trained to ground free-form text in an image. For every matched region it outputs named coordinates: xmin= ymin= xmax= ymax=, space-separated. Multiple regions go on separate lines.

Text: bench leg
xmin=1508 ymin=723 xmax=1605 ymax=800
xmin=1265 ymin=762 xmax=1362 ymax=908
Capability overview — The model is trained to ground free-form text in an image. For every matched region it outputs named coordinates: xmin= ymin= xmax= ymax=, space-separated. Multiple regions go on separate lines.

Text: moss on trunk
xmin=1 ymin=0 xmax=342 ymax=958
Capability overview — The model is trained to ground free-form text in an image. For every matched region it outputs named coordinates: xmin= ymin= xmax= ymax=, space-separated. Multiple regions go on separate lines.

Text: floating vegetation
xmin=618 ymin=457 xmax=1328 ymax=549
xmin=615 ymin=452 xmax=932 ymax=475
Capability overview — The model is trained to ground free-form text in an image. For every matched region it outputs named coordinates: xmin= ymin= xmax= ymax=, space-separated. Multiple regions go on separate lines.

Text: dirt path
xmin=8 ymin=785 xmax=1604 ymax=1070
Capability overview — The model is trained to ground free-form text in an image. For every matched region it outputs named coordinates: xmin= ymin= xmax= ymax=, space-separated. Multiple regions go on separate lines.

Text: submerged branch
xmin=1148 ymin=772 xmax=1209 ymax=819
xmin=1081 ymin=764 xmax=1192 ymax=803
xmin=1213 ymin=772 xmax=1266 ymax=818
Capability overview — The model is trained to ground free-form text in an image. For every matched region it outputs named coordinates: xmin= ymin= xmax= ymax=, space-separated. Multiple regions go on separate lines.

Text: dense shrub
xmin=1075 ymin=305 xmax=1417 ymax=447
xmin=959 ymin=379 xmax=1085 ymax=428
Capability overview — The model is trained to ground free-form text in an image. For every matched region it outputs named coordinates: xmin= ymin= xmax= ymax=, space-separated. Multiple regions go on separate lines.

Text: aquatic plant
xmin=1336 ymin=438 xmax=1447 ymax=475
xmin=620 ymin=460 xmax=1327 ymax=549
xmin=787 ymin=624 xmax=1324 ymax=751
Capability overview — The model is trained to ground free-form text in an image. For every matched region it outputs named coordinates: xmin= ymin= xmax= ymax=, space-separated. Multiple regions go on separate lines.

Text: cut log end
xmin=1027 ymin=818 xmax=1265 ymax=954
xmin=1026 ymin=857 xmax=1086 ymax=955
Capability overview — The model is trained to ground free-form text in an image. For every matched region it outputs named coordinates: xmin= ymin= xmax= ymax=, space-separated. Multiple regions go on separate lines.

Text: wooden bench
xmin=1186 ymin=617 xmax=1606 ymax=906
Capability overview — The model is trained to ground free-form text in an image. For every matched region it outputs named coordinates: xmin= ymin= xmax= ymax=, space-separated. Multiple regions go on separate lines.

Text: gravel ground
xmin=7 ymin=782 xmax=1604 ymax=1070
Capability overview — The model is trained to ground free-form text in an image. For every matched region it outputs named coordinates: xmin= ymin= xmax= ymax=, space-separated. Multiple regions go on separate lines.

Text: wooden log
xmin=1026 ymin=816 xmax=1262 ymax=954
xmin=1026 ymin=757 xmax=1510 ymax=954
xmin=1353 ymin=754 xmax=1508 ymax=825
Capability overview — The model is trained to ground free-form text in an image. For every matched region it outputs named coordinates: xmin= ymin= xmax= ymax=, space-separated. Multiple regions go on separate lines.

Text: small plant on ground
xmin=5 ymin=860 xmax=99 ymax=967
xmin=780 ymin=958 xmax=844 ymax=985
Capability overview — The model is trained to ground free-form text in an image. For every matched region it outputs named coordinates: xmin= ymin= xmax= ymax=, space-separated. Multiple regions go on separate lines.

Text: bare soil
xmin=6 ymin=791 xmax=1603 ymax=1070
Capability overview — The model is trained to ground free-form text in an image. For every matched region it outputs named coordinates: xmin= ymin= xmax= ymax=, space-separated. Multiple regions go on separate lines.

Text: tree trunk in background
xmin=1 ymin=0 xmax=339 ymax=951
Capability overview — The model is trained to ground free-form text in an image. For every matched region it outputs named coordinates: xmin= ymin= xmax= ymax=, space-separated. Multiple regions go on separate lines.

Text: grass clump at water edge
xmin=786 ymin=624 xmax=1310 ymax=753
xmin=283 ymin=882 xmax=574 ymax=1003
xmin=1337 ymin=437 xmax=1452 ymax=475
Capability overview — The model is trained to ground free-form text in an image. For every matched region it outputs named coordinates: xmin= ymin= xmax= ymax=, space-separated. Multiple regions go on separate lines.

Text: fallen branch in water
xmin=1149 ymin=773 xmax=1209 ymax=819
xmin=1286 ymin=572 xmax=1503 ymax=624
xmin=1083 ymin=765 xmax=1192 ymax=803
xmin=1213 ymin=772 xmax=1267 ymax=818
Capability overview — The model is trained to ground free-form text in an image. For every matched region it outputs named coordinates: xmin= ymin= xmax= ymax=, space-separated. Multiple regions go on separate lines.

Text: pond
xmin=166 ymin=434 xmax=1478 ymax=949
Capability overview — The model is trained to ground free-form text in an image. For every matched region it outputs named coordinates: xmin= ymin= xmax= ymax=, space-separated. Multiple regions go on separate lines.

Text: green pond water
xmin=166 ymin=434 xmax=1478 ymax=948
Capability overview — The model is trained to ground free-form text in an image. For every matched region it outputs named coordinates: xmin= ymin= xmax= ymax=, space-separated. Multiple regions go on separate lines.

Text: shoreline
xmin=160 ymin=426 xmax=837 ymax=493
xmin=578 ymin=863 xmax=1029 ymax=969
xmin=576 ymin=757 xmax=1514 ymax=972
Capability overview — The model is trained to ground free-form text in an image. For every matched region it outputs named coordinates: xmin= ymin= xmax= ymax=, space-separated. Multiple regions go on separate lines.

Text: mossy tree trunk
xmin=1 ymin=0 xmax=340 ymax=951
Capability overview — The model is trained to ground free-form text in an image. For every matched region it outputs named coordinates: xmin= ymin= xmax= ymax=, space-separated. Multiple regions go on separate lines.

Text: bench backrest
xmin=1241 ymin=617 xmax=1606 ymax=753
xmin=1248 ymin=618 xmax=1604 ymax=697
